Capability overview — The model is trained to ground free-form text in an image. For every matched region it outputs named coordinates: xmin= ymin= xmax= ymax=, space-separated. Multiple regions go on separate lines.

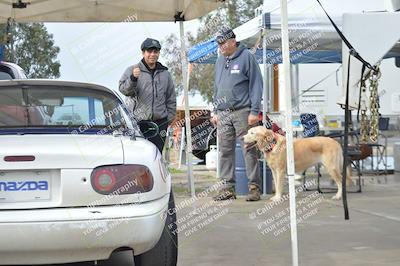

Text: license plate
xmin=0 ymin=171 xmax=51 ymax=203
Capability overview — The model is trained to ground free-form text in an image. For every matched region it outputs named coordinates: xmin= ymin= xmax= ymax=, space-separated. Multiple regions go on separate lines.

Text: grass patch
xmin=172 ymin=184 xmax=208 ymax=196
xmin=168 ymin=167 xmax=186 ymax=174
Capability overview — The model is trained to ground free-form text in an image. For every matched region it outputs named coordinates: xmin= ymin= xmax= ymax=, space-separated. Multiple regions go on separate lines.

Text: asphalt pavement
xmin=5 ymin=173 xmax=400 ymax=266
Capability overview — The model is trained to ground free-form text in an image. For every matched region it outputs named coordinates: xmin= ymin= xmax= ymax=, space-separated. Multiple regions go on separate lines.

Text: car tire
xmin=133 ymin=191 xmax=178 ymax=266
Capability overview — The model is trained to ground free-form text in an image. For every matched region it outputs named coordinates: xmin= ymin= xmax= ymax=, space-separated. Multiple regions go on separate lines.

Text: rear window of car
xmin=0 ymin=65 xmax=14 ymax=80
xmin=0 ymin=85 xmax=130 ymax=132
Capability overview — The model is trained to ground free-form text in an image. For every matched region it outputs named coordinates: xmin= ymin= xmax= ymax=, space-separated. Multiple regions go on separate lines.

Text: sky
xmin=45 ymin=20 xmax=200 ymax=93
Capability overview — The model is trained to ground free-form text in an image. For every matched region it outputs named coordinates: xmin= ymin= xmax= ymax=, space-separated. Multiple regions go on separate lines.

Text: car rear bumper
xmin=0 ymin=194 xmax=170 ymax=265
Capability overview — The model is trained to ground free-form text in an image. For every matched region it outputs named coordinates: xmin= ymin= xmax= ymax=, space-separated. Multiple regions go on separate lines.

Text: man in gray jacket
xmin=119 ymin=38 xmax=176 ymax=153
xmin=211 ymin=28 xmax=263 ymax=201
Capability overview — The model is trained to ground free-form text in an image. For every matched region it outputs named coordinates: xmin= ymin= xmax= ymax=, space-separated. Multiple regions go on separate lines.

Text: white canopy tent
xmin=0 ymin=0 xmax=225 ymax=198
xmin=0 ymin=0 xmax=222 ymax=22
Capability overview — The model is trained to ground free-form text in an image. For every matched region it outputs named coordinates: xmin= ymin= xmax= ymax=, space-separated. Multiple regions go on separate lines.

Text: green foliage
xmin=168 ymin=167 xmax=186 ymax=174
xmin=162 ymin=0 xmax=263 ymax=103
xmin=0 ymin=22 xmax=60 ymax=79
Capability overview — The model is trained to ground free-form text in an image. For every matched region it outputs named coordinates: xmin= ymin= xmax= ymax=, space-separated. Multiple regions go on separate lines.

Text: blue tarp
xmin=254 ymin=49 xmax=341 ymax=64
xmin=188 ymin=40 xmax=342 ymax=64
xmin=187 ymin=37 xmax=343 ymax=64
xmin=188 ymin=38 xmax=218 ymax=64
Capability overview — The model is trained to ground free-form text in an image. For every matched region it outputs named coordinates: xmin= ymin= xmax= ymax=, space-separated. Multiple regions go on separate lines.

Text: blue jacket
xmin=213 ymin=43 xmax=263 ymax=115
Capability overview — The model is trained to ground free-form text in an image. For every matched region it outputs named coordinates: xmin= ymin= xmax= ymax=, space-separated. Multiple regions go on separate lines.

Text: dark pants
xmin=139 ymin=117 xmax=168 ymax=153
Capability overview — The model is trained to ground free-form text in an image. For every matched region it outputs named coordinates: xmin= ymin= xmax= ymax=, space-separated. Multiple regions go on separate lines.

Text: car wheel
xmin=133 ymin=191 xmax=178 ymax=266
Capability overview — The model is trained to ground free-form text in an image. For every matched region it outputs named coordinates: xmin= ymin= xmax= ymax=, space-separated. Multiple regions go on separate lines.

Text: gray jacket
xmin=214 ymin=43 xmax=263 ymax=115
xmin=119 ymin=61 xmax=176 ymax=123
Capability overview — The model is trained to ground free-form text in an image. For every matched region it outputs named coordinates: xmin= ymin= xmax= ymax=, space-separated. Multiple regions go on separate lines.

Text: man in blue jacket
xmin=119 ymin=38 xmax=176 ymax=153
xmin=211 ymin=28 xmax=263 ymax=201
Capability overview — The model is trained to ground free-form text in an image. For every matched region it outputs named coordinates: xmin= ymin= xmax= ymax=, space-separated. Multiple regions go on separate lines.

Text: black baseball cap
xmin=215 ymin=28 xmax=236 ymax=44
xmin=141 ymin=38 xmax=161 ymax=51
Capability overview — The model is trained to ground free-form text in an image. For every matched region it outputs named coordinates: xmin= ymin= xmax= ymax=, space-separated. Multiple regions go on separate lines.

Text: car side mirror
xmin=138 ymin=121 xmax=159 ymax=139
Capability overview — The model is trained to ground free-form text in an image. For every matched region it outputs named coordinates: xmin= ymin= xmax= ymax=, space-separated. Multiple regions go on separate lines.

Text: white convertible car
xmin=0 ymin=79 xmax=177 ymax=265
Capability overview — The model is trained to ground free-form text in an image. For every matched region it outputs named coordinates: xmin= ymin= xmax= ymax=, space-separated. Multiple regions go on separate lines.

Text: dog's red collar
xmin=264 ymin=138 xmax=277 ymax=153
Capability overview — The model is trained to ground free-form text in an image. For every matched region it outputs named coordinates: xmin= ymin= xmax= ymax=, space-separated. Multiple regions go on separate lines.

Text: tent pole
xmin=179 ymin=21 xmax=195 ymax=198
xmin=178 ymin=127 xmax=185 ymax=169
xmin=262 ymin=28 xmax=268 ymax=196
xmin=280 ymin=1 xmax=299 ymax=266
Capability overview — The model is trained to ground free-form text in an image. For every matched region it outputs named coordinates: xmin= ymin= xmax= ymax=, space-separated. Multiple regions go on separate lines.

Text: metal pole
xmin=268 ymin=67 xmax=274 ymax=113
xmin=178 ymin=127 xmax=185 ymax=169
xmin=342 ymin=54 xmax=351 ymax=220
xmin=262 ymin=28 xmax=268 ymax=196
xmin=179 ymin=21 xmax=195 ymax=198
xmin=291 ymin=64 xmax=300 ymax=110
xmin=165 ymin=127 xmax=170 ymax=164
xmin=280 ymin=1 xmax=299 ymax=265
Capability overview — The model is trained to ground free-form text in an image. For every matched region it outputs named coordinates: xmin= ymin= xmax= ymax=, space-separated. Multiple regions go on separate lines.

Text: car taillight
xmin=91 ymin=165 xmax=154 ymax=195
xmin=93 ymin=169 xmax=116 ymax=191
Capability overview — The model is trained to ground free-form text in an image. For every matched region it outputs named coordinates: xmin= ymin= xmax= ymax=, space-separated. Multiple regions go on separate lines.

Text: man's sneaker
xmin=213 ymin=187 xmax=236 ymax=201
xmin=246 ymin=184 xmax=261 ymax=201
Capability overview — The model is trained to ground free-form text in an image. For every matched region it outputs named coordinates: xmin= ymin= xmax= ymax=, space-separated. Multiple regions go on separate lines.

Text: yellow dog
xmin=243 ymin=126 xmax=351 ymax=201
